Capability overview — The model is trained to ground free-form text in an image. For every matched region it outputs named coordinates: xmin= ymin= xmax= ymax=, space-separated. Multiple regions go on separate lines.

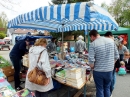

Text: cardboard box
xmin=2 ymin=66 xmax=13 ymax=71
xmin=2 ymin=66 xmax=14 ymax=77
xmin=7 ymin=73 xmax=22 ymax=82
xmin=64 ymin=35 xmax=74 ymax=40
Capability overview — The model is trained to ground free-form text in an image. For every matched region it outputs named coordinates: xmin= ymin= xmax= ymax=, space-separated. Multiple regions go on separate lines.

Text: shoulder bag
xmin=28 ymin=50 xmax=50 ymax=85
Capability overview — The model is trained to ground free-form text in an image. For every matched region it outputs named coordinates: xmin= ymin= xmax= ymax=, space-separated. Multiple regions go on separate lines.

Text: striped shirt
xmin=88 ymin=37 xmax=119 ymax=72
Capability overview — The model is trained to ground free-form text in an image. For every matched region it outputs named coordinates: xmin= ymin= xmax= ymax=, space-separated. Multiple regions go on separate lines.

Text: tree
xmin=101 ymin=0 xmax=130 ymax=27
xmin=0 ymin=12 xmax=8 ymax=34
xmin=0 ymin=33 xmax=6 ymax=39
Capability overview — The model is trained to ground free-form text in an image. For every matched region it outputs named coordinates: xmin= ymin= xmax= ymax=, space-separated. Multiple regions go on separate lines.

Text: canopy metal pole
xmin=62 ymin=24 xmax=64 ymax=59
xmin=84 ymin=30 xmax=86 ymax=43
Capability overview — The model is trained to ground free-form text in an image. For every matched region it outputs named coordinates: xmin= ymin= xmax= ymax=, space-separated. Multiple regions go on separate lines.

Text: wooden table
xmin=52 ymin=77 xmax=87 ymax=97
xmin=22 ymin=58 xmax=88 ymax=97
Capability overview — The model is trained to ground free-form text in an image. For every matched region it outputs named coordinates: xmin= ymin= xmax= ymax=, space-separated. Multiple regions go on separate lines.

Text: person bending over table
xmin=9 ymin=39 xmax=29 ymax=91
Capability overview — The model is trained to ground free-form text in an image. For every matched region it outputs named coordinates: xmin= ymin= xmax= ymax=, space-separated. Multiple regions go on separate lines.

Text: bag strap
xmin=37 ymin=49 xmax=46 ymax=63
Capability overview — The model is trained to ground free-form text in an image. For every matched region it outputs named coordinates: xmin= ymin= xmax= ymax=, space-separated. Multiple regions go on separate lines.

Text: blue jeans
xmin=110 ymin=70 xmax=116 ymax=94
xmin=120 ymin=54 xmax=124 ymax=61
xmin=93 ymin=71 xmax=113 ymax=97
xmin=10 ymin=55 xmax=22 ymax=88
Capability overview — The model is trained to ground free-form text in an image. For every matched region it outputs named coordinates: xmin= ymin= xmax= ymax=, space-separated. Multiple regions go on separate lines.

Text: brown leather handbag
xmin=28 ymin=50 xmax=50 ymax=85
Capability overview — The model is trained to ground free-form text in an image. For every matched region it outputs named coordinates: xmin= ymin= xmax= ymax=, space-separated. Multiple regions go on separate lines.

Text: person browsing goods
xmin=88 ymin=30 xmax=119 ymax=97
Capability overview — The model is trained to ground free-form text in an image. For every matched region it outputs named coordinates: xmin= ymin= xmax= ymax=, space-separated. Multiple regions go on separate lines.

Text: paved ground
xmin=1 ymin=45 xmax=130 ymax=97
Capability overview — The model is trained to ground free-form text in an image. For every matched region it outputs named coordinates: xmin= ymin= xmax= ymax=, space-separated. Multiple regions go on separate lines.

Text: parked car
xmin=0 ymin=39 xmax=5 ymax=45
xmin=3 ymin=37 xmax=11 ymax=44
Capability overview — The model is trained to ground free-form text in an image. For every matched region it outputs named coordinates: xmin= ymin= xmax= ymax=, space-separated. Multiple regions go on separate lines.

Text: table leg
xmin=57 ymin=89 xmax=59 ymax=97
xmin=68 ymin=87 xmax=70 ymax=97
xmin=83 ymin=84 xmax=87 ymax=97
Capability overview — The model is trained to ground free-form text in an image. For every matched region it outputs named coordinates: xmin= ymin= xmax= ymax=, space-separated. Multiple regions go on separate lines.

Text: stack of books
xmin=66 ymin=68 xmax=86 ymax=88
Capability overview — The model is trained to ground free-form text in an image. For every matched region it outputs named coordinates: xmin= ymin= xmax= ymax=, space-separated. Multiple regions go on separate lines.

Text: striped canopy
xmin=8 ymin=2 xmax=118 ymax=32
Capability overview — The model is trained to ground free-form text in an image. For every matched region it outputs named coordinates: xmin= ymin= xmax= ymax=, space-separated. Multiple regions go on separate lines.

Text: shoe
xmin=20 ymin=81 xmax=25 ymax=84
xmin=111 ymin=95 xmax=112 ymax=97
xmin=15 ymin=86 xmax=23 ymax=91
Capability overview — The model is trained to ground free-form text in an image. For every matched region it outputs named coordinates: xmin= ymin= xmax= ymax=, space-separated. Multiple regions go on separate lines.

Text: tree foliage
xmin=0 ymin=12 xmax=8 ymax=34
xmin=0 ymin=33 xmax=6 ymax=39
xmin=101 ymin=0 xmax=130 ymax=27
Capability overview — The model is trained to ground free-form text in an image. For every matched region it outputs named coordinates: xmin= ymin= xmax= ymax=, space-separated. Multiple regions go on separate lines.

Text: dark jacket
xmin=125 ymin=58 xmax=130 ymax=70
xmin=9 ymin=40 xmax=28 ymax=59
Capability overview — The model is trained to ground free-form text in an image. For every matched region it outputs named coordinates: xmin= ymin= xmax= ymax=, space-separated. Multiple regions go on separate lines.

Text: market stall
xmin=7 ymin=1 xmax=119 ymax=97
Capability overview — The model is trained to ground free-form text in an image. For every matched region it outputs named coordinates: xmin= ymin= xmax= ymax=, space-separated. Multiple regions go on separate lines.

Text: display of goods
xmin=0 ymin=86 xmax=16 ymax=97
xmin=50 ymin=59 xmax=57 ymax=68
xmin=55 ymin=63 xmax=62 ymax=67
xmin=16 ymin=88 xmax=35 ymax=97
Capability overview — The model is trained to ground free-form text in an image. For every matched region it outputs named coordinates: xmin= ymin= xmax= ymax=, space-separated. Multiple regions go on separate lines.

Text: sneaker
xmin=20 ymin=81 xmax=25 ymax=84
xmin=15 ymin=86 xmax=23 ymax=91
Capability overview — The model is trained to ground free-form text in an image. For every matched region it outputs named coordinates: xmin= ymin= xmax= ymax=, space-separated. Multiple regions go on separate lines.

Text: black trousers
xmin=35 ymin=91 xmax=48 ymax=97
xmin=10 ymin=55 xmax=21 ymax=88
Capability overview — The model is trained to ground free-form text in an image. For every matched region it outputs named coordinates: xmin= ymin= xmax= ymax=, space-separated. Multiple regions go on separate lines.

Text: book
xmin=16 ymin=88 xmax=35 ymax=97
xmin=0 ymin=86 xmax=16 ymax=97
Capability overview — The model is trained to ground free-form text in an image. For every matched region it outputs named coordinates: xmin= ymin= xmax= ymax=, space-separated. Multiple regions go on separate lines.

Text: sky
xmin=0 ymin=0 xmax=112 ymax=21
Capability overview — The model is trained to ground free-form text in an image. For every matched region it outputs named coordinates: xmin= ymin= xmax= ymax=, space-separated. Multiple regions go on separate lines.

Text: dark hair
xmin=51 ymin=38 xmax=56 ymax=42
xmin=104 ymin=31 xmax=113 ymax=37
xmin=89 ymin=30 xmax=98 ymax=37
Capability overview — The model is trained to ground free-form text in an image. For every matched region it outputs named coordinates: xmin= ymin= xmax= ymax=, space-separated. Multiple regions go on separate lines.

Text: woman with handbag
xmin=25 ymin=38 xmax=53 ymax=97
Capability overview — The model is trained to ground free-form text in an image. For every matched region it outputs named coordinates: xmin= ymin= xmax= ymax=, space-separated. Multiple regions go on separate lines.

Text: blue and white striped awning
xmin=8 ymin=2 xmax=118 ymax=32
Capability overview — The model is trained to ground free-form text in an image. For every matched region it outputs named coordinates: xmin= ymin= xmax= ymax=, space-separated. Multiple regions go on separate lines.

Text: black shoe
xmin=15 ymin=86 xmax=23 ymax=91
xmin=20 ymin=81 xmax=25 ymax=84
